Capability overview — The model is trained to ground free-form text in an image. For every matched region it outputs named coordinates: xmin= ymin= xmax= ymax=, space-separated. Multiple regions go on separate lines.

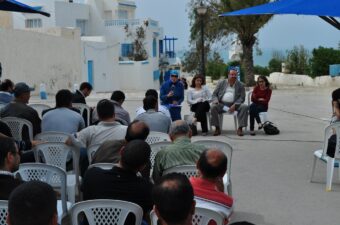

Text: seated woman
xmin=187 ymin=75 xmax=211 ymax=136
xmin=249 ymin=75 xmax=272 ymax=136
xmin=326 ymin=89 xmax=340 ymax=158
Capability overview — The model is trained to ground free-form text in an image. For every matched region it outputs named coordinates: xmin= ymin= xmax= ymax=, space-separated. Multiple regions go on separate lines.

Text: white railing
xmin=105 ymin=18 xmax=159 ymax=28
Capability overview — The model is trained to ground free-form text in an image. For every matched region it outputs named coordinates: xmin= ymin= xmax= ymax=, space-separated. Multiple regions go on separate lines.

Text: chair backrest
xmin=0 ymin=200 xmax=8 ymax=225
xmin=2 ymin=117 xmax=33 ymax=141
xmin=71 ymin=199 xmax=143 ymax=225
xmin=28 ymin=103 xmax=51 ymax=118
xmin=149 ymin=141 xmax=172 ymax=169
xmin=163 ymin=165 xmax=198 ymax=178
xmin=35 ymin=131 xmax=70 ymax=142
xmin=15 ymin=163 xmax=68 ymax=215
xmin=247 ymin=90 xmax=253 ymax=105
xmin=323 ymin=123 xmax=340 ymax=159
xmin=87 ymin=144 xmax=102 ymax=163
xmin=150 ymin=207 xmax=224 ymax=225
xmin=72 ymin=103 xmax=90 ymax=126
xmin=146 ymin=131 xmax=170 ymax=145
xmin=88 ymin=163 xmax=116 ymax=170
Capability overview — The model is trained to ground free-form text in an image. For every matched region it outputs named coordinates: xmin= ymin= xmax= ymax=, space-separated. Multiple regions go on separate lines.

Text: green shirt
xmin=152 ymin=136 xmax=206 ymax=181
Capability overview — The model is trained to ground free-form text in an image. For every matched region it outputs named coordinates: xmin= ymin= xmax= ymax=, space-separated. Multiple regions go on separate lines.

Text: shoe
xmin=250 ymin=130 xmax=256 ymax=136
xmin=213 ymin=127 xmax=221 ymax=136
xmin=237 ymin=127 xmax=244 ymax=136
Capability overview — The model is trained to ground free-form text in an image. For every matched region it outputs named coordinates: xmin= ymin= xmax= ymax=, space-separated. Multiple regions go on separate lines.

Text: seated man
xmin=0 ymin=137 xmax=23 ymax=200
xmin=136 ymin=89 xmax=171 ymax=118
xmin=135 ymin=95 xmax=171 ymax=133
xmin=1 ymin=82 xmax=41 ymax=137
xmin=82 ymin=140 xmax=153 ymax=223
xmin=190 ymin=149 xmax=233 ymax=223
xmin=152 ymin=120 xmax=206 ymax=181
xmin=152 ymin=173 xmax=195 ymax=225
xmin=210 ymin=68 xmax=248 ymax=136
xmin=72 ymin=82 xmax=92 ymax=104
xmin=7 ymin=181 xmax=57 ymax=225
xmin=42 ymin=89 xmax=85 ymax=133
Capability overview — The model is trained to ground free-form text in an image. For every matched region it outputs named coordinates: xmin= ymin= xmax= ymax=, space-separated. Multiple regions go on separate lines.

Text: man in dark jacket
xmin=72 ymin=82 xmax=93 ymax=104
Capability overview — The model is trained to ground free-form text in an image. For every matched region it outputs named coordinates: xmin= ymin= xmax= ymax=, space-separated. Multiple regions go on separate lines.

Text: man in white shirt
xmin=211 ymin=69 xmax=248 ymax=136
xmin=135 ymin=89 xmax=171 ymax=118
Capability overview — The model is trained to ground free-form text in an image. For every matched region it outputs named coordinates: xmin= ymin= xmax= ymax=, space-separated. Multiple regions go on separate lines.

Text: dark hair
xmin=332 ymin=88 xmax=340 ymax=102
xmin=145 ymin=89 xmax=158 ymax=99
xmin=152 ymin=173 xmax=194 ymax=224
xmin=120 ymin=140 xmax=151 ymax=171
xmin=197 ymin=150 xmax=228 ymax=179
xmin=0 ymin=79 xmax=14 ymax=92
xmin=79 ymin=82 xmax=93 ymax=91
xmin=190 ymin=74 xmax=205 ymax=88
xmin=97 ymin=99 xmax=115 ymax=120
xmin=257 ymin=75 xmax=270 ymax=88
xmin=55 ymin=89 xmax=72 ymax=108
xmin=8 ymin=181 xmax=57 ymax=225
xmin=125 ymin=120 xmax=150 ymax=142
xmin=0 ymin=137 xmax=17 ymax=168
xmin=111 ymin=90 xmax=126 ymax=102
xmin=143 ymin=95 xmax=158 ymax=111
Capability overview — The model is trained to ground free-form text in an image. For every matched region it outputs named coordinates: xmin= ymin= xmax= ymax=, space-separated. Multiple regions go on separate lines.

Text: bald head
xmin=197 ymin=149 xmax=228 ymax=179
xmin=169 ymin=120 xmax=191 ymax=140
xmin=125 ymin=120 xmax=150 ymax=142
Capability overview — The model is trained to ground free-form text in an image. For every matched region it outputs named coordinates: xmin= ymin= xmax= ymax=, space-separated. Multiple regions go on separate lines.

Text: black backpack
xmin=263 ymin=121 xmax=280 ymax=135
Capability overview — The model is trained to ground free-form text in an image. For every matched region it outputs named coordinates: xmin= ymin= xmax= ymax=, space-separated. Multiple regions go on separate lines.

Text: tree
xmin=206 ymin=52 xmax=226 ymax=80
xmin=286 ymin=45 xmax=310 ymax=75
xmin=188 ymin=0 xmax=272 ymax=86
xmin=182 ymin=47 xmax=200 ymax=74
xmin=125 ymin=25 xmax=148 ymax=61
xmin=310 ymin=47 xmax=340 ymax=77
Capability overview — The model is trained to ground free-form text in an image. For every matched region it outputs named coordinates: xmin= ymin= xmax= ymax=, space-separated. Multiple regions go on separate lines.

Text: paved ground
xmin=31 ymin=86 xmax=339 ymax=225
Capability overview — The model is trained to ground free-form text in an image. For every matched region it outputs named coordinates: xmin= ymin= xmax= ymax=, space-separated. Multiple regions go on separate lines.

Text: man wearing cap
xmin=160 ymin=70 xmax=184 ymax=121
xmin=0 ymin=82 xmax=41 ymax=137
xmin=210 ymin=68 xmax=248 ymax=136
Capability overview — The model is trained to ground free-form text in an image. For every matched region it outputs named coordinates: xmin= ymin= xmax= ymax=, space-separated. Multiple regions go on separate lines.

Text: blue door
xmin=87 ymin=60 xmax=94 ymax=86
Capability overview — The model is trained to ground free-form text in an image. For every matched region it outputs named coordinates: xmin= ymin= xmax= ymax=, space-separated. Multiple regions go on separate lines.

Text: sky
xmin=135 ymin=0 xmax=339 ymax=64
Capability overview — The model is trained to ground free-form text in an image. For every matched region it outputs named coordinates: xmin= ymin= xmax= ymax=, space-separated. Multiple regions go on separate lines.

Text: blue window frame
xmin=152 ymin=38 xmax=157 ymax=57
xmin=121 ymin=43 xmax=133 ymax=57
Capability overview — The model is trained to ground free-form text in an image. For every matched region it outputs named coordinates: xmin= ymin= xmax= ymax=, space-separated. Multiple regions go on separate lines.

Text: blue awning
xmin=220 ymin=0 xmax=340 ymax=30
xmin=0 ymin=0 xmax=50 ymax=17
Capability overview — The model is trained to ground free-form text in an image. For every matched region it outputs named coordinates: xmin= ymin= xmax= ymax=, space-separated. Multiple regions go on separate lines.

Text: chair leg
xmin=227 ymin=181 xmax=232 ymax=197
xmin=207 ymin=112 xmax=212 ymax=131
xmin=233 ymin=115 xmax=238 ymax=131
xmin=219 ymin=114 xmax=224 ymax=131
xmin=310 ymin=155 xmax=317 ymax=182
xmin=326 ymin=158 xmax=335 ymax=192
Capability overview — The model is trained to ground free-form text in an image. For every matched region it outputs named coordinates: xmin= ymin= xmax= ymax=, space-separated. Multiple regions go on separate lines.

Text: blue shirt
xmin=160 ymin=80 xmax=184 ymax=105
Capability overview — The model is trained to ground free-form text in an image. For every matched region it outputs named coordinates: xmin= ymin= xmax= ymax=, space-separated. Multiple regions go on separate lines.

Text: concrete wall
xmin=0 ymin=28 xmax=82 ymax=94
xmin=55 ymin=1 xmax=90 ymax=28
xmin=268 ymin=72 xmax=340 ymax=87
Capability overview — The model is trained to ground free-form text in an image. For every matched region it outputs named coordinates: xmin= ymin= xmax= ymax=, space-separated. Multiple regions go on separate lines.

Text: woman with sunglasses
xmin=249 ymin=75 xmax=272 ymax=135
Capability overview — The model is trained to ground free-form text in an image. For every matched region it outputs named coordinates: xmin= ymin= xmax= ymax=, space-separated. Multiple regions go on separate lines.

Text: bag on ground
xmin=263 ymin=121 xmax=280 ymax=135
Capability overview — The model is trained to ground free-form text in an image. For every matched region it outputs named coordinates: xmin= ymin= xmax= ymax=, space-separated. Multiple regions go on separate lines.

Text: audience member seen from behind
xmin=152 ymin=173 xmax=195 ymax=225
xmin=210 ymin=68 xmax=248 ymax=136
xmin=7 ymin=181 xmax=57 ymax=225
xmin=82 ymin=140 xmax=153 ymax=224
xmin=187 ymin=74 xmax=212 ymax=136
xmin=0 ymin=137 xmax=23 ymax=200
xmin=0 ymin=79 xmax=14 ymax=105
xmin=331 ymin=88 xmax=340 ymax=123
xmin=0 ymin=82 xmax=41 ymax=137
xmin=152 ymin=120 xmax=206 ymax=181
xmin=42 ymin=89 xmax=85 ymax=133
xmin=190 ymin=149 xmax=233 ymax=224
xmin=135 ymin=95 xmax=171 ymax=133
xmin=160 ymin=70 xmax=184 ymax=121
xmin=72 ymin=82 xmax=92 ymax=104
xmin=249 ymin=75 xmax=272 ymax=136
xmin=136 ymin=89 xmax=171 ymax=118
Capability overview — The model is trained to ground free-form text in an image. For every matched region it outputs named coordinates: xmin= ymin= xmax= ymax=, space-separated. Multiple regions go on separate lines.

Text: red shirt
xmin=251 ymin=86 xmax=272 ymax=110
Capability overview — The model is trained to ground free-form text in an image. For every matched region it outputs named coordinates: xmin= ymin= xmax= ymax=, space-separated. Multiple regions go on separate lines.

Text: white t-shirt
xmin=222 ymin=84 xmax=235 ymax=103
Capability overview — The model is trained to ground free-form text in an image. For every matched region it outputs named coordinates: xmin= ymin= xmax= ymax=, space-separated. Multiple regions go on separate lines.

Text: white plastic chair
xmin=311 ymin=123 xmax=340 ymax=191
xmin=150 ymin=141 xmax=172 ymax=170
xmin=146 ymin=131 xmax=171 ymax=145
xmin=72 ymin=103 xmax=91 ymax=127
xmin=15 ymin=163 xmax=72 ymax=224
xmin=2 ymin=117 xmax=33 ymax=141
xmin=35 ymin=131 xmax=70 ymax=142
xmin=34 ymin=142 xmax=80 ymax=203
xmin=0 ymin=200 xmax=8 ymax=225
xmin=247 ymin=90 xmax=269 ymax=123
xmin=208 ymin=111 xmax=238 ymax=132
xmin=88 ymin=163 xmax=116 ymax=170
xmin=87 ymin=144 xmax=101 ymax=163
xmin=28 ymin=103 xmax=51 ymax=119
xmin=193 ymin=139 xmax=233 ymax=196
xmin=71 ymin=199 xmax=143 ymax=225
xmin=163 ymin=165 xmax=198 ymax=178
xmin=150 ymin=207 xmax=224 ymax=225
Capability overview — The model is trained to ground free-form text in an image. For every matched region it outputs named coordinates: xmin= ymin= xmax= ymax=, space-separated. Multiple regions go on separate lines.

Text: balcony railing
xmin=105 ymin=18 xmax=159 ymax=28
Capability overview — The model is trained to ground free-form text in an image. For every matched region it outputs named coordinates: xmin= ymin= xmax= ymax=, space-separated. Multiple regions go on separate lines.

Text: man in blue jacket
xmin=160 ymin=70 xmax=184 ymax=121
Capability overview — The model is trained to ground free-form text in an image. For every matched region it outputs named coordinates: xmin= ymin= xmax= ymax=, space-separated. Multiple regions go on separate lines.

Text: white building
xmin=8 ymin=0 xmax=164 ymax=92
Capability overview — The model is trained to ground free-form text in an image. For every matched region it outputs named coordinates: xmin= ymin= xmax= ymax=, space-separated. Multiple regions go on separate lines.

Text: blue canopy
xmin=220 ymin=0 xmax=340 ymax=30
xmin=0 ymin=0 xmax=50 ymax=17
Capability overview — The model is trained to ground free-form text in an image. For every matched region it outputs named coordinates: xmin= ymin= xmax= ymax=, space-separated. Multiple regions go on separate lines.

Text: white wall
xmin=55 ymin=1 xmax=89 ymax=27
xmin=0 ymin=28 xmax=82 ymax=94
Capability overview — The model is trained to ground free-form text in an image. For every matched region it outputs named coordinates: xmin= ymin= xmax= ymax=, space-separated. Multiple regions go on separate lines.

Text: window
xmin=25 ymin=19 xmax=42 ymax=28
xmin=121 ymin=43 xmax=133 ymax=58
xmin=76 ymin=19 xmax=86 ymax=36
xmin=159 ymin=40 xmax=163 ymax=57
xmin=118 ymin=9 xmax=128 ymax=19
xmin=152 ymin=38 xmax=157 ymax=58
